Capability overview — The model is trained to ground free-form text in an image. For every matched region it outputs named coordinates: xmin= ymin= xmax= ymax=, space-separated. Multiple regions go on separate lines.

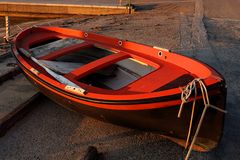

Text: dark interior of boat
xmin=30 ymin=38 xmax=156 ymax=90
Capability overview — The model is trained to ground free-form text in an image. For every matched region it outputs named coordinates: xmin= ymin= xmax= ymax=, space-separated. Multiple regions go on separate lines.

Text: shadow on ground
xmin=134 ymin=4 xmax=157 ymax=11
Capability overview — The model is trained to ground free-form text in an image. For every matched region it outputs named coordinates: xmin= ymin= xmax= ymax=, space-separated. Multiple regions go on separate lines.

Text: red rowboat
xmin=11 ymin=27 xmax=226 ymax=153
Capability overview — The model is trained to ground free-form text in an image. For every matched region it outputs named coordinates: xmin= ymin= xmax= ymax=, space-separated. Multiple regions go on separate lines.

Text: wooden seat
xmin=65 ymin=52 xmax=130 ymax=80
xmin=121 ymin=62 xmax=191 ymax=93
xmin=37 ymin=60 xmax=84 ymax=74
xmin=30 ymin=38 xmax=84 ymax=58
xmin=38 ymin=41 xmax=92 ymax=60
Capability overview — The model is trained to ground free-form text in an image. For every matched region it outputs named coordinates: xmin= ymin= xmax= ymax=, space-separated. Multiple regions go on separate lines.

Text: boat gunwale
xmin=18 ymin=56 xmax=224 ymax=108
xmin=12 ymin=26 xmax=224 ymax=103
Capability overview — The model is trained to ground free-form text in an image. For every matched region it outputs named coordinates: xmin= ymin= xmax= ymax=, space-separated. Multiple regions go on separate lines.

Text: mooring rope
xmin=178 ymin=78 xmax=227 ymax=160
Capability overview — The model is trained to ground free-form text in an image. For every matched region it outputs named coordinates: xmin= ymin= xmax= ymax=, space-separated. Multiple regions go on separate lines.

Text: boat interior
xmin=17 ymin=30 xmax=201 ymax=95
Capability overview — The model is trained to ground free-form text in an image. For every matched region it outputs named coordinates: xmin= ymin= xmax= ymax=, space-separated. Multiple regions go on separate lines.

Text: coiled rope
xmin=178 ymin=78 xmax=227 ymax=160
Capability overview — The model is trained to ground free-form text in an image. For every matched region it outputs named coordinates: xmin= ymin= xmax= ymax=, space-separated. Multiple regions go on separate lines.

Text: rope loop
xmin=177 ymin=78 xmax=227 ymax=160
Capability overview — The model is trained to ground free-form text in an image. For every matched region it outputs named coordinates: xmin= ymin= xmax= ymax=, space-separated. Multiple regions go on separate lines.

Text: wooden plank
xmin=38 ymin=57 xmax=155 ymax=90
xmin=101 ymin=66 xmax=138 ymax=90
xmin=0 ymin=57 xmax=22 ymax=85
xmin=0 ymin=67 xmax=21 ymax=85
xmin=38 ymin=60 xmax=138 ymax=90
xmin=0 ymin=74 xmax=39 ymax=136
xmin=0 ymin=93 xmax=42 ymax=137
xmin=0 ymin=2 xmax=134 ymax=18
xmin=30 ymin=38 xmax=84 ymax=58
xmin=39 ymin=42 xmax=92 ymax=60
xmin=125 ymin=62 xmax=190 ymax=92
xmin=38 ymin=60 xmax=84 ymax=74
xmin=66 ymin=52 xmax=129 ymax=79
xmin=117 ymin=58 xmax=156 ymax=77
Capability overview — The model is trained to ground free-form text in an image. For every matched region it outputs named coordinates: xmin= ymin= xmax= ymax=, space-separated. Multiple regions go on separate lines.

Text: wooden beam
xmin=65 ymin=52 xmax=129 ymax=79
xmin=0 ymin=2 xmax=135 ymax=18
xmin=0 ymin=93 xmax=43 ymax=137
xmin=38 ymin=42 xmax=92 ymax=60
xmin=0 ymin=67 xmax=21 ymax=85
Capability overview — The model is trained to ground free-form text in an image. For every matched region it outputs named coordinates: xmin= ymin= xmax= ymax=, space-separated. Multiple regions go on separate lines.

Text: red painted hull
xmin=12 ymin=27 xmax=226 ymax=151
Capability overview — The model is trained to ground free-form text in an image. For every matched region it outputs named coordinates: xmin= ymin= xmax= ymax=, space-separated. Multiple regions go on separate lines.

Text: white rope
xmin=178 ymin=78 xmax=227 ymax=160
xmin=16 ymin=25 xmax=23 ymax=31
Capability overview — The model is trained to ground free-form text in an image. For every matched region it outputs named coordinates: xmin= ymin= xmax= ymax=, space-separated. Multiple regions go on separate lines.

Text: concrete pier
xmin=0 ymin=1 xmax=134 ymax=18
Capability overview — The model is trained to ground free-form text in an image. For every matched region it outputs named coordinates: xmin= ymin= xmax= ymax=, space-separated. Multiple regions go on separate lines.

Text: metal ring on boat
xmin=158 ymin=51 xmax=163 ymax=57
xmin=84 ymin=32 xmax=88 ymax=37
xmin=118 ymin=40 xmax=123 ymax=46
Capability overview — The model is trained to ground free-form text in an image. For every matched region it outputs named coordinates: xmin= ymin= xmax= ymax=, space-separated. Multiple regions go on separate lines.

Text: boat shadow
xmin=74 ymin=129 xmax=184 ymax=159
xmin=207 ymin=90 xmax=240 ymax=159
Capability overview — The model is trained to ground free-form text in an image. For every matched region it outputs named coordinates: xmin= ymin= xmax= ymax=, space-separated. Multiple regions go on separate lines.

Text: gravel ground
xmin=202 ymin=0 xmax=240 ymax=159
xmin=0 ymin=0 xmax=240 ymax=159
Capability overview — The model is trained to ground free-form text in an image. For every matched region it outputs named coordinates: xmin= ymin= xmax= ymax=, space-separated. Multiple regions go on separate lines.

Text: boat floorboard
xmin=30 ymin=38 xmax=83 ymax=58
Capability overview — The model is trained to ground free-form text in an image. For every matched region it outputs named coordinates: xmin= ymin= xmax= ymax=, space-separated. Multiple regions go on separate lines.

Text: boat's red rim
xmin=12 ymin=26 xmax=224 ymax=102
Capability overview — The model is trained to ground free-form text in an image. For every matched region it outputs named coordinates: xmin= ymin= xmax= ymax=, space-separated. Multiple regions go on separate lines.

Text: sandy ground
xmin=0 ymin=0 xmax=240 ymax=159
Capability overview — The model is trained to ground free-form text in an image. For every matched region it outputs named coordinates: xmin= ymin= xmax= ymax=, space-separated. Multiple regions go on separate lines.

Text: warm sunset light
xmin=0 ymin=1 xmax=239 ymax=160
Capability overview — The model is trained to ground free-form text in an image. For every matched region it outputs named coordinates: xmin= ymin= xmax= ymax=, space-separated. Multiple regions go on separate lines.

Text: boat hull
xmin=21 ymin=64 xmax=226 ymax=151
xmin=11 ymin=26 xmax=227 ymax=152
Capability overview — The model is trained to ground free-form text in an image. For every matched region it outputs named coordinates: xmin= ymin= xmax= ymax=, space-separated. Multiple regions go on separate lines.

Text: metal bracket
xmin=30 ymin=68 xmax=40 ymax=75
xmin=64 ymin=85 xmax=86 ymax=95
